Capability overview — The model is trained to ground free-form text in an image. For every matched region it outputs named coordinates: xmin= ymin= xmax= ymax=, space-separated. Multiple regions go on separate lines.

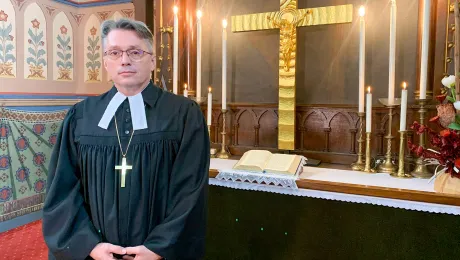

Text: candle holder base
xmin=351 ymin=162 xmax=365 ymax=171
xmin=410 ymin=158 xmax=433 ymax=179
xmin=216 ymin=150 xmax=231 ymax=159
xmin=376 ymin=159 xmax=397 ymax=174
xmin=363 ymin=132 xmax=375 ymax=173
xmin=391 ymin=131 xmax=413 ymax=178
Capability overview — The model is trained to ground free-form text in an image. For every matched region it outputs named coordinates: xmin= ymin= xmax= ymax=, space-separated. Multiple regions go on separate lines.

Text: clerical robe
xmin=42 ymin=83 xmax=210 ymax=260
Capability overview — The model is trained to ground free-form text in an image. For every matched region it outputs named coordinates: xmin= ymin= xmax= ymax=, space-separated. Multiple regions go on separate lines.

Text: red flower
xmin=429 ymin=116 xmax=440 ymax=123
xmin=31 ymin=19 xmax=40 ymax=29
xmin=90 ymin=26 xmax=97 ymax=36
xmin=0 ymin=10 xmax=8 ymax=22
xmin=440 ymin=129 xmax=451 ymax=137
xmin=455 ymin=158 xmax=460 ymax=170
xmin=60 ymin=25 xmax=68 ymax=35
xmin=436 ymin=94 xmax=447 ymax=103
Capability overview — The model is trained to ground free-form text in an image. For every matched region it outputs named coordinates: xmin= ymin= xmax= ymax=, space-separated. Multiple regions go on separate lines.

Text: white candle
xmin=366 ymin=86 xmax=372 ymax=132
xmin=388 ymin=0 xmax=396 ymax=104
xmin=196 ymin=10 xmax=202 ymax=102
xmin=419 ymin=0 xmax=430 ymax=100
xmin=207 ymin=87 xmax=212 ymax=125
xmin=222 ymin=19 xmax=227 ymax=110
xmin=173 ymin=6 xmax=179 ymax=94
xmin=358 ymin=6 xmax=366 ymax=113
xmin=183 ymin=84 xmax=188 ymax=97
xmin=400 ymin=82 xmax=408 ymax=131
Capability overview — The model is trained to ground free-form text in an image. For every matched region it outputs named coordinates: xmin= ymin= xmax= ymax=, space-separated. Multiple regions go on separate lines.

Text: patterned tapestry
xmin=0 ymin=108 xmax=67 ymax=222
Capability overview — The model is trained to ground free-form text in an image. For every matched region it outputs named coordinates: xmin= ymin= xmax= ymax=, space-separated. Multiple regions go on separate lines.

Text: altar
xmin=205 ymin=159 xmax=460 ymax=259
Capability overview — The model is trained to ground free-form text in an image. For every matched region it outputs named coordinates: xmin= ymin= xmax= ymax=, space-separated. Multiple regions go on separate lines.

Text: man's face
xmin=103 ymin=29 xmax=155 ymax=88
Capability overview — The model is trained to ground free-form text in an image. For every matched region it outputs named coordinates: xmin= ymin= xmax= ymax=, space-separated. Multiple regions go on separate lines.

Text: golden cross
xmin=231 ymin=1 xmax=353 ymax=150
xmin=115 ymin=157 xmax=132 ymax=188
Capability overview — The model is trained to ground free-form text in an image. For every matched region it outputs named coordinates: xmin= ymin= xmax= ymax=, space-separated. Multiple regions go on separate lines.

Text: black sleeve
xmin=144 ymin=102 xmax=210 ymax=259
xmin=42 ymin=106 xmax=101 ymax=259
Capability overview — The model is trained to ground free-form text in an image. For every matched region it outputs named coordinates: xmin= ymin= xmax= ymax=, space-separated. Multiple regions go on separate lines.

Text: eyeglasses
xmin=104 ymin=49 xmax=153 ymax=61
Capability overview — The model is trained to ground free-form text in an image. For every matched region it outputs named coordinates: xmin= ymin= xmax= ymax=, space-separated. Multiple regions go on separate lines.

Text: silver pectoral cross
xmin=115 ymin=157 xmax=132 ymax=188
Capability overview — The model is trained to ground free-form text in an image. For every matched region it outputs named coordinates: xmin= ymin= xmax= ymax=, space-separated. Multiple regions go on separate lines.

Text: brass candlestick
xmin=410 ymin=99 xmax=432 ymax=178
xmin=364 ymin=132 xmax=374 ymax=173
xmin=209 ymin=124 xmax=217 ymax=158
xmin=377 ymin=99 xmax=401 ymax=174
xmin=216 ymin=109 xmax=231 ymax=159
xmin=392 ymin=131 xmax=413 ymax=178
xmin=351 ymin=112 xmax=365 ymax=171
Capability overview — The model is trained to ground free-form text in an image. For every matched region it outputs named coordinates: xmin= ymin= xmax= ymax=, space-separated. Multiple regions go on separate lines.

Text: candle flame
xmin=359 ymin=6 xmax=365 ymax=17
xmin=173 ymin=6 xmax=178 ymax=14
xmin=367 ymin=86 xmax=371 ymax=93
xmin=197 ymin=10 xmax=202 ymax=18
xmin=402 ymin=81 xmax=407 ymax=90
xmin=222 ymin=19 xmax=228 ymax=28
xmin=184 ymin=83 xmax=187 ymax=90
xmin=208 ymin=86 xmax=212 ymax=93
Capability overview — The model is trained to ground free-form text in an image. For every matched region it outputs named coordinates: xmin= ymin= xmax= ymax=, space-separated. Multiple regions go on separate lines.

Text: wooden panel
xmin=204 ymin=103 xmax=439 ymax=165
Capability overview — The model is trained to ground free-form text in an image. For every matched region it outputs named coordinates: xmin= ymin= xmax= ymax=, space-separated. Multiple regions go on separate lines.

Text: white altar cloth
xmin=209 ymin=159 xmax=460 ymax=215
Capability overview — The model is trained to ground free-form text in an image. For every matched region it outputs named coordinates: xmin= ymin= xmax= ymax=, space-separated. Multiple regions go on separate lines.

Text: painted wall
xmin=0 ymin=0 xmax=135 ymax=96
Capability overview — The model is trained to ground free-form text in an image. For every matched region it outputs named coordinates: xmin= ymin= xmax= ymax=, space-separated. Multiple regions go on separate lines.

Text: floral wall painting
xmin=105 ymin=11 xmax=123 ymax=82
xmin=0 ymin=1 xmax=17 ymax=78
xmin=24 ymin=3 xmax=47 ymax=80
xmin=53 ymin=12 xmax=73 ymax=81
xmin=84 ymin=14 xmax=102 ymax=83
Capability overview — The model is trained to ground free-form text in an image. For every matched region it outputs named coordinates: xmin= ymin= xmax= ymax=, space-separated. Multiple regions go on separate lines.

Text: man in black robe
xmin=42 ymin=18 xmax=210 ymax=260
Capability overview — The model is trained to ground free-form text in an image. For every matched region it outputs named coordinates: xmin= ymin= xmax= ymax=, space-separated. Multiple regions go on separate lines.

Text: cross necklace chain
xmin=114 ymin=116 xmax=134 ymax=188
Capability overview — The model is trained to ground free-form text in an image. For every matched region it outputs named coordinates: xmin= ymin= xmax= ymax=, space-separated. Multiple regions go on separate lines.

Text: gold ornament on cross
xmin=231 ymin=0 xmax=353 ymax=150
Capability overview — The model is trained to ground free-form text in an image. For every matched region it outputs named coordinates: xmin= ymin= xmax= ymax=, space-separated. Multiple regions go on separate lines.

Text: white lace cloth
xmin=216 ymin=169 xmax=298 ymax=189
xmin=209 ymin=159 xmax=460 ymax=215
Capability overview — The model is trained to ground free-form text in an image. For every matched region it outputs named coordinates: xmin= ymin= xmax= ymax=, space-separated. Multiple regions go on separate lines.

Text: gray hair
xmin=101 ymin=18 xmax=154 ymax=53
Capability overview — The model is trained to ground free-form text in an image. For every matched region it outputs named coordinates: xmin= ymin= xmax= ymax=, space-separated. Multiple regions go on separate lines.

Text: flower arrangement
xmin=408 ymin=75 xmax=460 ymax=194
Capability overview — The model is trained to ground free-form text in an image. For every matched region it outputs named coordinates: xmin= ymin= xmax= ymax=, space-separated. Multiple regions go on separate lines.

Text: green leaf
xmin=87 ymin=46 xmax=92 ymax=52
xmin=5 ymin=54 xmax=15 ymax=62
xmin=65 ymin=37 xmax=71 ymax=46
xmin=5 ymin=24 xmax=12 ymax=35
xmin=65 ymin=53 xmax=71 ymax=60
xmin=56 ymin=60 xmax=64 ymax=68
xmin=87 ymin=36 xmax=93 ymax=46
xmin=37 ymin=58 xmax=46 ymax=66
xmin=28 ymin=29 xmax=35 ymax=43
xmin=65 ymin=61 xmax=73 ymax=69
xmin=57 ymin=52 xmax=65 ymax=60
xmin=449 ymin=122 xmax=460 ymax=130
xmin=26 ymin=57 xmax=36 ymax=65
xmin=57 ymin=35 xmax=65 ymax=46
xmin=94 ymin=61 xmax=101 ymax=68
xmin=86 ymin=61 xmax=93 ymax=69
xmin=37 ymin=31 xmax=44 ymax=41
xmin=86 ymin=53 xmax=93 ymax=60
xmin=37 ymin=49 xmax=46 ymax=58
xmin=447 ymin=96 xmax=456 ymax=103
xmin=28 ymin=47 xmax=36 ymax=57
xmin=5 ymin=44 xmax=14 ymax=54
xmin=93 ymin=53 xmax=100 ymax=60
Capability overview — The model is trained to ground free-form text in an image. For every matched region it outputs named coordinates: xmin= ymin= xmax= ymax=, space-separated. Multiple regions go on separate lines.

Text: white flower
xmin=442 ymin=75 xmax=456 ymax=87
xmin=454 ymin=101 xmax=460 ymax=110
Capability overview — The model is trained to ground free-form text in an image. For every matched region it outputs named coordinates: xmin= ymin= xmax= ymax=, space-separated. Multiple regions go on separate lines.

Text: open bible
xmin=232 ymin=150 xmax=304 ymax=175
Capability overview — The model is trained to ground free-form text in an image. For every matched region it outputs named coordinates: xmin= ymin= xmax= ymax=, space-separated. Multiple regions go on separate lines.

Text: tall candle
xmin=207 ymin=87 xmax=212 ymax=125
xmin=184 ymin=84 xmax=188 ymax=97
xmin=400 ymin=82 xmax=408 ymax=131
xmin=196 ymin=10 xmax=202 ymax=102
xmin=358 ymin=6 xmax=366 ymax=113
xmin=419 ymin=0 xmax=430 ymax=99
xmin=366 ymin=86 xmax=372 ymax=132
xmin=173 ymin=6 xmax=179 ymax=94
xmin=222 ymin=19 xmax=227 ymax=110
xmin=388 ymin=0 xmax=396 ymax=104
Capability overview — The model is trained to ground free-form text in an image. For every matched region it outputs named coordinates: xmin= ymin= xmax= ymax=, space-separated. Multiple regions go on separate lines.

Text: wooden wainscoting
xmin=202 ymin=103 xmax=438 ymax=165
